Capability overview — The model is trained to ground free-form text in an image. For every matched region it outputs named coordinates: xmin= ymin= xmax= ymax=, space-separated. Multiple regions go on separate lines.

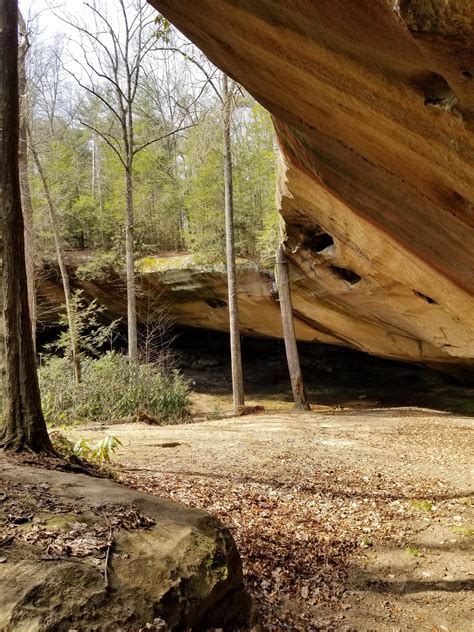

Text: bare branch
xmin=80 ymin=120 xmax=126 ymax=168
xmin=133 ymin=123 xmax=196 ymax=156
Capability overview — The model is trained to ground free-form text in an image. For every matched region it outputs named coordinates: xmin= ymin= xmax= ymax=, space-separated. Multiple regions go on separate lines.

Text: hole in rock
xmin=286 ymin=224 xmax=335 ymax=254
xmin=413 ymin=290 xmax=437 ymax=305
xmin=462 ymin=70 xmax=472 ymax=79
xmin=205 ymin=298 xmax=227 ymax=309
xmin=416 ymin=72 xmax=458 ymax=111
xmin=304 ymin=230 xmax=334 ymax=253
xmin=329 ymin=265 xmax=361 ymax=285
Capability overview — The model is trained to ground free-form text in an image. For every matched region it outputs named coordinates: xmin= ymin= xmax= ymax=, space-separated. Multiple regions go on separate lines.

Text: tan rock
xmin=147 ymin=0 xmax=474 ymax=369
xmin=0 ymin=459 xmax=252 ymax=631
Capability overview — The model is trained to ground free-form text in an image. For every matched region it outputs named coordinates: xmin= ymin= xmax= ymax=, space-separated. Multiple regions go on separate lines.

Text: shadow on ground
xmin=173 ymin=328 xmax=474 ymax=416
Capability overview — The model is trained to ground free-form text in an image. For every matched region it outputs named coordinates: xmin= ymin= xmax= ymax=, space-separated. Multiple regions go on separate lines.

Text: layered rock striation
xmin=148 ymin=0 xmax=474 ymax=368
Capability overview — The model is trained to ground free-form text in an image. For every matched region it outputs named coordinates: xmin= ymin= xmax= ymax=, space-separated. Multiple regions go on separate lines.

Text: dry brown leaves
xmin=0 ymin=481 xmax=154 ymax=564
xmin=119 ymin=466 xmax=422 ymax=631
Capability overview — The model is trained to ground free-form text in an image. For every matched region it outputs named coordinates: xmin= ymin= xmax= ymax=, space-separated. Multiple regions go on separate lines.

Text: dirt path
xmin=68 ymin=407 xmax=474 ymax=631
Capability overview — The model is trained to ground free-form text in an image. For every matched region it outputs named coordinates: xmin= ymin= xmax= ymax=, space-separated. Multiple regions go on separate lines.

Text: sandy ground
xmin=67 ymin=404 xmax=474 ymax=631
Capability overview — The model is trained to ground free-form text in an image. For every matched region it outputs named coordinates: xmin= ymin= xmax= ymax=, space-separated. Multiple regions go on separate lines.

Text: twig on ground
xmin=0 ymin=535 xmax=14 ymax=547
xmin=103 ymin=527 xmax=113 ymax=587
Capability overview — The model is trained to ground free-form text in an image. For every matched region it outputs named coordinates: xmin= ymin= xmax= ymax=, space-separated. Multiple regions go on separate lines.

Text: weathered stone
xmin=145 ymin=0 xmax=474 ymax=372
xmin=0 ymin=460 xmax=252 ymax=631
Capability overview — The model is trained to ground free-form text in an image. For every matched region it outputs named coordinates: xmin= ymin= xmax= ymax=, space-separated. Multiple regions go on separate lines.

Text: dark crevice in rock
xmin=413 ymin=290 xmax=438 ymax=305
xmin=415 ymin=72 xmax=458 ymax=111
xmin=303 ymin=229 xmax=334 ymax=253
xmin=286 ymin=224 xmax=335 ymax=255
xmin=462 ymin=70 xmax=472 ymax=79
xmin=329 ymin=265 xmax=361 ymax=285
xmin=205 ymin=298 xmax=227 ymax=309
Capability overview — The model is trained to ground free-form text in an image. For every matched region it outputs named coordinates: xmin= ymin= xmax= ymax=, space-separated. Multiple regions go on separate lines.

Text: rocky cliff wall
xmin=149 ymin=0 xmax=474 ymax=369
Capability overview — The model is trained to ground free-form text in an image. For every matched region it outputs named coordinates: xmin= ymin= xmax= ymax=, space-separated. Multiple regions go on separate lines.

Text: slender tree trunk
xmin=222 ymin=73 xmax=244 ymax=413
xmin=18 ymin=11 xmax=36 ymax=351
xmin=29 ymin=132 xmax=81 ymax=383
xmin=124 ymin=162 xmax=138 ymax=362
xmin=0 ymin=0 xmax=54 ymax=453
xmin=275 ymin=243 xmax=310 ymax=410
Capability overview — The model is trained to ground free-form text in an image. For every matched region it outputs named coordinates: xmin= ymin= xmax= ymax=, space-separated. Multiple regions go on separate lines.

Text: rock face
xmin=0 ymin=459 xmax=251 ymax=631
xmin=148 ymin=0 xmax=474 ymax=369
xmin=37 ymin=256 xmax=322 ymax=342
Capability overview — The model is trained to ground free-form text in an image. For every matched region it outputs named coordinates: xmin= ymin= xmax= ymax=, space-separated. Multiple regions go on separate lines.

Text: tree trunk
xmin=125 ymin=163 xmax=138 ymax=362
xmin=29 ymin=132 xmax=81 ymax=384
xmin=222 ymin=73 xmax=244 ymax=413
xmin=0 ymin=0 xmax=54 ymax=453
xmin=18 ymin=11 xmax=36 ymax=351
xmin=275 ymin=243 xmax=310 ymax=410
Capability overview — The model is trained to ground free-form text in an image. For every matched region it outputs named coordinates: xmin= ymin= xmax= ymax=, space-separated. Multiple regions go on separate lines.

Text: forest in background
xmin=0 ymin=0 xmax=289 ymax=431
xmin=25 ymin=1 xmax=280 ymax=268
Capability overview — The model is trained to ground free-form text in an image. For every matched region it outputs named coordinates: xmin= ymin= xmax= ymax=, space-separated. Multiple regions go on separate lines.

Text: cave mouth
xmin=170 ymin=327 xmax=472 ymax=413
xmin=35 ymin=323 xmax=473 ymax=413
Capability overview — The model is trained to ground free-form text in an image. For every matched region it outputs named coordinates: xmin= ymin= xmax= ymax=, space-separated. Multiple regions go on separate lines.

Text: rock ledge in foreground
xmin=0 ymin=459 xmax=252 ymax=631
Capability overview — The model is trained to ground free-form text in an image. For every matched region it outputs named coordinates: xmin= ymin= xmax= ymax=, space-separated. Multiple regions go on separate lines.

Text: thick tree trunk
xmin=222 ymin=73 xmax=244 ymax=413
xmin=29 ymin=134 xmax=81 ymax=384
xmin=125 ymin=164 xmax=138 ymax=362
xmin=0 ymin=0 xmax=54 ymax=453
xmin=17 ymin=11 xmax=36 ymax=351
xmin=275 ymin=243 xmax=310 ymax=410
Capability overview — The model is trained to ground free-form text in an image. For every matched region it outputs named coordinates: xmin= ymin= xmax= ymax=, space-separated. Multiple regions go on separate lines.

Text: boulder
xmin=0 ymin=459 xmax=252 ymax=631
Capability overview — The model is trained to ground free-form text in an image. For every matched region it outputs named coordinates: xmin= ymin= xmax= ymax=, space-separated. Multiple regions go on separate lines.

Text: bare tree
xmin=166 ymin=50 xmax=246 ymax=412
xmin=26 ymin=33 xmax=83 ymax=383
xmin=0 ymin=0 xmax=54 ymax=453
xmin=275 ymin=243 xmax=310 ymax=410
xmin=62 ymin=0 xmax=193 ymax=362
xmin=222 ymin=72 xmax=244 ymax=412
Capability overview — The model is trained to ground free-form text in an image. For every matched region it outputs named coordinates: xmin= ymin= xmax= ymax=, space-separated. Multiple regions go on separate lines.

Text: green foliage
xmin=73 ymin=435 xmax=123 ymax=463
xmin=405 ymin=545 xmax=421 ymax=557
xmin=49 ymin=430 xmax=122 ymax=463
xmin=75 ymin=252 xmax=124 ymax=283
xmin=452 ymin=525 xmax=474 ymax=537
xmin=409 ymin=499 xmax=434 ymax=512
xmin=39 ymin=351 xmax=190 ymax=425
xmin=183 ymin=102 xmax=279 ymax=263
xmin=45 ymin=290 xmax=118 ymax=359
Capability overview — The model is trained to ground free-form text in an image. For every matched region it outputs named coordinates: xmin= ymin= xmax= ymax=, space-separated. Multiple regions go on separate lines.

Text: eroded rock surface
xmin=37 ymin=255 xmax=319 ymax=341
xmin=148 ymin=0 xmax=474 ymax=369
xmin=0 ymin=459 xmax=251 ymax=631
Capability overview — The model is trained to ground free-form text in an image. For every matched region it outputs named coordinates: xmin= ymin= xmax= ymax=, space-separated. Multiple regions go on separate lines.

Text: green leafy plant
xmin=49 ymin=430 xmax=122 ymax=464
xmin=405 ymin=545 xmax=421 ymax=557
xmin=39 ymin=351 xmax=190 ymax=426
xmin=73 ymin=435 xmax=123 ymax=463
xmin=44 ymin=290 xmax=119 ymax=360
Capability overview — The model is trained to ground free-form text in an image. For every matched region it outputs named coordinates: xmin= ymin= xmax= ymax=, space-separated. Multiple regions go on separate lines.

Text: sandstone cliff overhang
xmin=148 ymin=0 xmax=474 ymax=368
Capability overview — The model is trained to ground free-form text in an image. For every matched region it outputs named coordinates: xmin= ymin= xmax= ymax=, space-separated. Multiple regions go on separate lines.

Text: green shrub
xmin=39 ymin=351 xmax=190 ymax=425
xmin=49 ymin=430 xmax=122 ymax=463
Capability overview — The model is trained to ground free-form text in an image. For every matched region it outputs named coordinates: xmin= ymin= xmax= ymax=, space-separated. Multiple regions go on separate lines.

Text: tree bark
xmin=29 ymin=132 xmax=82 ymax=384
xmin=124 ymin=163 xmax=138 ymax=362
xmin=18 ymin=11 xmax=36 ymax=351
xmin=0 ymin=0 xmax=54 ymax=453
xmin=275 ymin=243 xmax=310 ymax=410
xmin=222 ymin=73 xmax=244 ymax=413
